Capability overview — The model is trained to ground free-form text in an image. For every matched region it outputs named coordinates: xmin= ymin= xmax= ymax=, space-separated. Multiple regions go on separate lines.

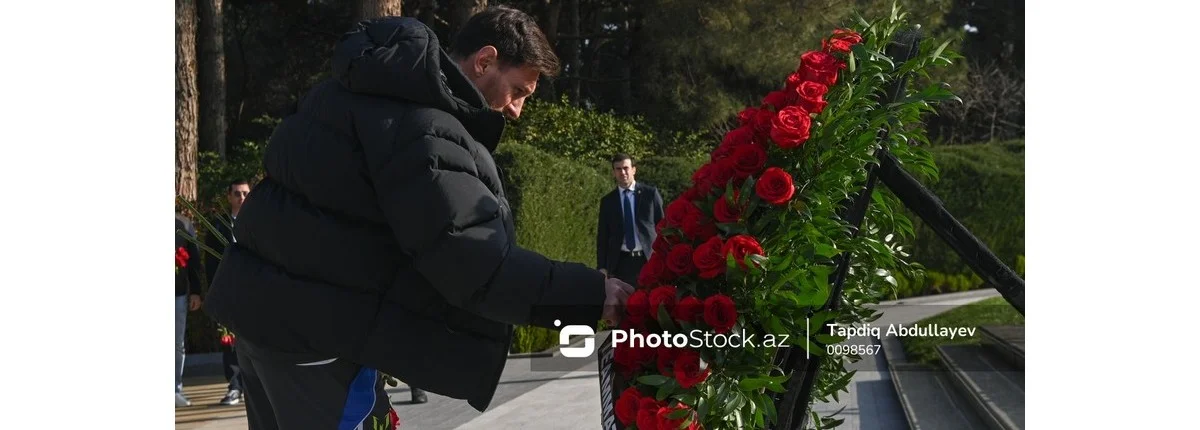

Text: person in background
xmin=175 ymin=213 xmax=204 ymax=407
xmin=205 ymin=180 xmax=251 ymax=406
xmin=596 ymin=153 xmax=665 ymax=286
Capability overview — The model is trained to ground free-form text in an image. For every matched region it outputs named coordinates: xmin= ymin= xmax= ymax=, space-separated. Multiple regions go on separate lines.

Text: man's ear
xmin=472 ymin=46 xmax=499 ymax=77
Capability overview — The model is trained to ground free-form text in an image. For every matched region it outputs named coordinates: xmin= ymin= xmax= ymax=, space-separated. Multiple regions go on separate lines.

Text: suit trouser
xmin=222 ymin=343 xmax=244 ymax=392
xmin=614 ymin=251 xmax=648 ymax=287
xmin=235 ymin=336 xmax=396 ymax=430
xmin=175 ymin=295 xmax=187 ymax=394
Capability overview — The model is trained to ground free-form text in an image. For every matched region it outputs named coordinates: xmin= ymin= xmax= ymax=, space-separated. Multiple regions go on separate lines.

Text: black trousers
xmin=236 ymin=337 xmax=395 ymax=430
xmin=222 ymin=343 xmax=244 ymax=392
xmin=614 ymin=251 xmax=647 ymax=287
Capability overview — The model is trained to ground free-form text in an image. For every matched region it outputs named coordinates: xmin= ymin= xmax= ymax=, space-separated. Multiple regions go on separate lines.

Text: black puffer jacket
xmin=203 ymin=17 xmax=605 ymax=411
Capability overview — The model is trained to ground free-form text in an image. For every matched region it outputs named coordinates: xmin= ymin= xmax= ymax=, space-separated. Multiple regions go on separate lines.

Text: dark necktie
xmin=622 ymin=189 xmax=636 ymax=251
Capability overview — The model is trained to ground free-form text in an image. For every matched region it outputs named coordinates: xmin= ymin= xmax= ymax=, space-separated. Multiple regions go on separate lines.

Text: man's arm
xmin=185 ymin=230 xmax=205 ymax=309
xmin=363 ymin=133 xmax=605 ymax=329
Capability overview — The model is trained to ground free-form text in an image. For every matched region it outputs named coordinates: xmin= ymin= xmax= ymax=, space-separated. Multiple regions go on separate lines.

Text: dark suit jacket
xmin=176 ymin=214 xmax=204 ymax=297
xmin=596 ymin=182 xmax=665 ymax=273
xmin=204 ymin=214 xmax=236 ymax=287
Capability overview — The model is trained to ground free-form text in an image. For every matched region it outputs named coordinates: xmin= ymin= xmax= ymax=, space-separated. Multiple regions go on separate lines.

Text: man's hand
xmin=188 ymin=294 xmax=202 ymax=311
xmin=601 ymin=277 xmax=634 ymax=326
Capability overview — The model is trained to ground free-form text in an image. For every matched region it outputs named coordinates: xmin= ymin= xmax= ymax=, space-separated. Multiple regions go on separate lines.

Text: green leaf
xmin=638 ymin=375 xmax=669 ymax=386
xmin=931 ymin=39 xmax=952 ymax=64
xmin=738 ymin=378 xmax=771 ymax=391
xmin=667 ymin=406 xmax=691 ymax=419
xmin=656 ymin=379 xmax=677 ymax=401
xmin=814 ymin=243 xmax=838 ymax=259
xmin=697 ymin=396 xmax=710 ymax=419
xmin=657 ymin=305 xmax=677 ymax=332
xmin=672 ymin=392 xmax=699 ymax=406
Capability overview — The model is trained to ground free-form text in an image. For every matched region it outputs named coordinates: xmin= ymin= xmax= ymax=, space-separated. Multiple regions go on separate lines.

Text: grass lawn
xmin=899 ymin=296 xmax=1025 ymax=367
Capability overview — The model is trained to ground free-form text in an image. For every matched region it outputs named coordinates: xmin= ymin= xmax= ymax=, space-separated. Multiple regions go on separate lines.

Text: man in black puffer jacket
xmin=203 ymin=7 xmax=633 ymax=429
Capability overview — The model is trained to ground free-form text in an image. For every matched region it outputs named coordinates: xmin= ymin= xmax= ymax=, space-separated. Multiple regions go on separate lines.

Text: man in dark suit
xmin=176 ymin=213 xmax=204 ymax=407
xmin=205 ymin=180 xmax=251 ymax=406
xmin=597 ymin=154 xmax=665 ymax=287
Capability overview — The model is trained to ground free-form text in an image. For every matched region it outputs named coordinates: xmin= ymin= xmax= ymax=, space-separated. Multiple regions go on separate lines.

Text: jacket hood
xmin=331 ymin=17 xmax=505 ymax=151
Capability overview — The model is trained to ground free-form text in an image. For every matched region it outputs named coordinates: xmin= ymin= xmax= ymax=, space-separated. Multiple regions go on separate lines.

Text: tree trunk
xmin=565 ymin=0 xmax=580 ymax=104
xmin=536 ymin=0 xmax=562 ymax=101
xmin=177 ymin=0 xmax=200 ymax=203
xmin=449 ymin=0 xmax=487 ymax=39
xmin=198 ymin=0 xmax=226 ymax=159
xmin=539 ymin=0 xmax=562 ymax=50
xmin=358 ymin=0 xmax=403 ymax=21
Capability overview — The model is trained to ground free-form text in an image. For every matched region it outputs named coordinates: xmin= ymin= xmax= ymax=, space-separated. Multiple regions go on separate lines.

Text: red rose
xmin=709 ymin=158 xmax=737 ymax=191
xmin=712 ymin=191 xmax=743 ymax=223
xmin=798 ymin=50 xmax=845 ymax=87
xmin=626 ymin=289 xmax=651 ymax=325
xmin=633 ymin=343 xmax=657 ymax=367
xmin=638 ymin=253 xmax=670 ymax=288
xmin=176 ymin=247 xmax=189 ymax=268
xmin=613 ymin=342 xmax=637 ymax=373
xmin=657 ymin=404 xmax=698 ymax=430
xmin=616 ymin=387 xmax=642 ymax=426
xmin=665 ymin=198 xmax=695 ymax=228
xmin=221 ymin=334 xmax=234 ymax=346
xmin=637 ymin=398 xmax=664 ymax=430
xmin=673 ymin=349 xmax=711 ymax=389
xmin=703 ymin=294 xmax=738 ymax=334
xmin=751 ymin=108 xmax=775 ymax=138
xmin=674 ymin=296 xmax=704 ymax=323
xmin=656 ymin=346 xmax=681 ymax=376
xmin=619 ymin=314 xmax=646 ymax=335
xmin=691 ymin=236 xmax=726 ymax=280
xmin=763 ymin=90 xmax=792 ymax=111
xmin=722 ymin=234 xmax=765 ymax=271
xmin=755 ymin=167 xmax=796 ymax=205
xmin=653 ymin=235 xmax=673 ymax=257
xmin=823 ymin=28 xmax=863 ymax=54
xmin=785 ymin=72 xmax=804 ymax=90
xmin=730 ymin=143 xmax=767 ymax=179
xmin=691 ymin=163 xmax=715 ymax=195
xmin=680 ymin=187 xmax=702 ymax=203
xmin=666 ymin=244 xmax=695 ymax=277
xmin=738 ymin=106 xmax=763 ymax=126
xmin=681 ymin=210 xmax=717 ymax=242
xmin=794 ymin=81 xmax=829 ymax=115
xmin=648 ymin=285 xmax=679 ymax=317
xmin=770 ymin=105 xmax=813 ymax=149
xmin=722 ymin=126 xmax=755 ymax=149
xmin=388 ymin=407 xmax=400 ymax=430
xmin=711 ymin=143 xmax=735 ymax=163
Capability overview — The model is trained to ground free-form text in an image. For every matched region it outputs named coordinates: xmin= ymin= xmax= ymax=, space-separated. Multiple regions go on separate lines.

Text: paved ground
xmin=175 ymin=289 xmax=1001 ymax=429
xmin=809 ymin=288 xmax=1001 ymax=430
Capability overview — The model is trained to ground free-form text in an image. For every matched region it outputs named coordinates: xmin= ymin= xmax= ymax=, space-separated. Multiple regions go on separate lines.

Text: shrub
xmin=502 ymin=96 xmax=656 ymax=163
xmin=631 ymin=154 xmax=707 ymax=202
xmin=904 ymin=140 xmax=1024 ymax=275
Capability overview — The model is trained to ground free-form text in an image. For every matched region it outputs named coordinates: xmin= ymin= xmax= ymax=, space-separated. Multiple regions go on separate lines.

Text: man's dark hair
xmin=449 ymin=6 xmax=560 ymax=78
xmin=611 ymin=153 xmax=634 ymax=166
xmin=228 ymin=179 xmax=250 ymax=193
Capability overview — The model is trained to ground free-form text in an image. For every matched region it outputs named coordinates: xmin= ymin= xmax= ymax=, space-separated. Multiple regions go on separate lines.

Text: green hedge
xmin=903 ymin=140 xmax=1025 ymax=276
xmin=634 ymin=155 xmax=707 ymax=203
